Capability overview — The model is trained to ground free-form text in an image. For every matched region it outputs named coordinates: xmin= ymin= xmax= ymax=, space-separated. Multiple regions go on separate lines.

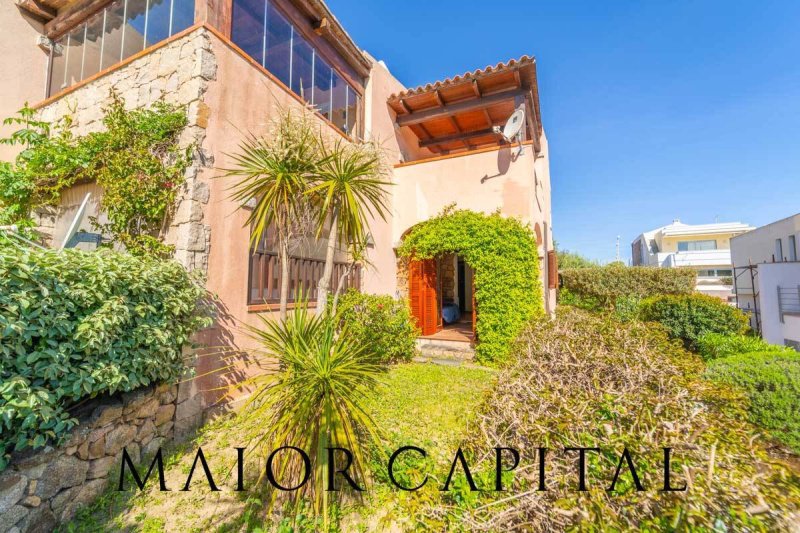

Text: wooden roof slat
xmin=396 ymin=88 xmax=526 ymax=127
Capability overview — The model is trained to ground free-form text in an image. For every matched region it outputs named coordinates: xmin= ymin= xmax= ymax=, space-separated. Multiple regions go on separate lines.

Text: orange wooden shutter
xmin=547 ymin=250 xmax=558 ymax=289
xmin=409 ymin=259 xmax=439 ymax=336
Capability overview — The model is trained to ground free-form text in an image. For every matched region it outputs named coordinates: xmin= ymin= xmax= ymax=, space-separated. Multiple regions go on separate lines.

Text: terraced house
xmin=3 ymin=0 xmax=554 ymax=398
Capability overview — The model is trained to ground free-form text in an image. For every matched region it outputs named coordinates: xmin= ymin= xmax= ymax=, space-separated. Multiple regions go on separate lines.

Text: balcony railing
xmin=658 ymin=249 xmax=732 ymax=268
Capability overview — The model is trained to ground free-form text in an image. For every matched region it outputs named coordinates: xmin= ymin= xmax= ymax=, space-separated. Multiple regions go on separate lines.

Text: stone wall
xmin=0 ymin=381 xmax=203 ymax=533
xmin=36 ymin=27 xmax=217 ymax=274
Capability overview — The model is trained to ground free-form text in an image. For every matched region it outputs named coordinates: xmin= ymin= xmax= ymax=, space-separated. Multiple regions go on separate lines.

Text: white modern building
xmin=730 ymin=213 xmax=800 ymax=349
xmin=631 ymin=220 xmax=754 ymax=300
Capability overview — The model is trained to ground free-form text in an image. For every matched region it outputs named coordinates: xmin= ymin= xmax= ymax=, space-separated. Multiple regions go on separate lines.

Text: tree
xmin=308 ymin=138 xmax=390 ymax=315
xmin=555 ymin=245 xmax=599 ymax=269
xmin=224 ymin=110 xmax=319 ymax=320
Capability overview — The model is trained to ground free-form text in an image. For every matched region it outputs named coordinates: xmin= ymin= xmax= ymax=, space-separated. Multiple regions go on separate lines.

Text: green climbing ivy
xmin=398 ymin=207 xmax=544 ymax=364
xmin=0 ymin=92 xmax=190 ymax=256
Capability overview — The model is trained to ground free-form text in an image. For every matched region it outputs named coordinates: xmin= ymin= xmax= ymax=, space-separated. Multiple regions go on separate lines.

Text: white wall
xmin=756 ymin=262 xmax=800 ymax=346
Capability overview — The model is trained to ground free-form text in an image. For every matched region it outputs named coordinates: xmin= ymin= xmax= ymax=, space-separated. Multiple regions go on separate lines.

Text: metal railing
xmin=778 ymin=286 xmax=800 ymax=323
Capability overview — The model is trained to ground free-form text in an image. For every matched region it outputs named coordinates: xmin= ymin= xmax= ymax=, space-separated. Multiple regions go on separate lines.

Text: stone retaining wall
xmin=0 ymin=381 xmax=203 ymax=533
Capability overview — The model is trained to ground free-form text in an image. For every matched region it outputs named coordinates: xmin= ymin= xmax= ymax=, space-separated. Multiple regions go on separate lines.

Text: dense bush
xmin=560 ymin=264 xmax=696 ymax=309
xmin=706 ymin=351 xmax=800 ymax=452
xmin=0 ymin=242 xmax=210 ymax=470
xmin=0 ymin=95 xmax=190 ymax=256
xmin=439 ymin=308 xmax=800 ymax=531
xmin=639 ymin=293 xmax=749 ymax=348
xmin=333 ymin=290 xmax=418 ymax=364
xmin=696 ymin=332 xmax=791 ymax=361
xmin=398 ymin=208 xmax=542 ymax=364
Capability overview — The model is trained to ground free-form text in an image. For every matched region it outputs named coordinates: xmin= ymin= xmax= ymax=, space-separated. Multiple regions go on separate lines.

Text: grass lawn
xmin=58 ymin=362 xmax=494 ymax=533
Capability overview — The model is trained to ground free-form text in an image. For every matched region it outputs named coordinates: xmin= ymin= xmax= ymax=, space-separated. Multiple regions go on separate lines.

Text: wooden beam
xmin=16 ymin=0 xmax=56 ymax=21
xmin=313 ymin=16 xmax=330 ymax=36
xmin=45 ymin=0 xmax=111 ymax=38
xmin=195 ymin=0 xmax=232 ymax=38
xmin=395 ymin=88 xmax=526 ymax=127
xmin=419 ymin=128 xmax=501 ymax=148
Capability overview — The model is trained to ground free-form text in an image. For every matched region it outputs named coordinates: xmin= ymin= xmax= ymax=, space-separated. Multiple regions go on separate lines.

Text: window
xmin=291 ymin=32 xmax=313 ymax=101
xmin=47 ymin=0 xmax=194 ymax=97
xmin=677 ymin=240 xmax=717 ymax=252
xmin=789 ymin=235 xmax=797 ymax=262
xmin=776 ymin=238 xmax=784 ymax=262
xmin=247 ymin=227 xmax=360 ymax=305
xmin=231 ymin=0 xmax=264 ymax=63
xmin=232 ymin=0 xmax=361 ymax=137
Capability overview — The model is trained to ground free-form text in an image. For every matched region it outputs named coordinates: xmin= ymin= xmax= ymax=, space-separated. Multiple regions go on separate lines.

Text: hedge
xmin=696 ymin=332 xmax=792 ymax=361
xmin=398 ymin=208 xmax=542 ymax=364
xmin=334 ymin=289 xmax=418 ymax=364
xmin=706 ymin=351 xmax=800 ymax=452
xmin=0 ymin=241 xmax=211 ymax=470
xmin=639 ymin=293 xmax=749 ymax=349
xmin=560 ymin=264 xmax=696 ymax=309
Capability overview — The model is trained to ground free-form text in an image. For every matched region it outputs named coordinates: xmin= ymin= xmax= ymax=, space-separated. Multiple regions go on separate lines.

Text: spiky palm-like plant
xmin=308 ymin=138 xmax=391 ymax=315
xmin=239 ymin=305 xmax=385 ymax=526
xmin=223 ymin=110 xmax=321 ymax=320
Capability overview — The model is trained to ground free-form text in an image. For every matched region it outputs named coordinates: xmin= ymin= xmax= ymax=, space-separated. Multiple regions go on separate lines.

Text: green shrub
xmin=560 ymin=264 xmax=696 ymax=309
xmin=696 ymin=332 xmax=791 ymax=361
xmin=333 ymin=290 xmax=418 ymax=364
xmin=398 ymin=208 xmax=542 ymax=364
xmin=0 ymin=242 xmax=210 ymax=470
xmin=706 ymin=351 xmax=800 ymax=452
xmin=639 ymin=293 xmax=749 ymax=349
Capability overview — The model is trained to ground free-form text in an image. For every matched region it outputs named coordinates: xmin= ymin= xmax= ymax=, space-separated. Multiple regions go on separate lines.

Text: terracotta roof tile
xmin=388 ymin=55 xmax=535 ymax=100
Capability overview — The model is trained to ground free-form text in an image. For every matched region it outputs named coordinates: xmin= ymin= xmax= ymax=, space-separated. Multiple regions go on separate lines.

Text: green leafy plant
xmin=0 ymin=240 xmax=210 ymax=471
xmin=555 ymin=247 xmax=599 ymax=269
xmin=696 ymin=332 xmax=791 ymax=361
xmin=0 ymin=94 xmax=190 ymax=256
xmin=706 ymin=350 xmax=800 ymax=452
xmin=237 ymin=304 xmax=386 ymax=527
xmin=333 ymin=289 xmax=419 ymax=364
xmin=398 ymin=207 xmax=543 ymax=364
xmin=639 ymin=293 xmax=749 ymax=349
xmin=560 ymin=264 xmax=696 ymax=309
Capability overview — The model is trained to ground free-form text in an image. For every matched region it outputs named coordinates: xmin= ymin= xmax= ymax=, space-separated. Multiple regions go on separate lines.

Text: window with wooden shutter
xmin=547 ymin=250 xmax=558 ymax=289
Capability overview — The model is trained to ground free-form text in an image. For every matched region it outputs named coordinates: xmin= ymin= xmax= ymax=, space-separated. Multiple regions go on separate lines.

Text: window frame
xmin=789 ymin=235 xmax=797 ymax=262
xmin=230 ymin=0 xmax=364 ymax=140
xmin=677 ymin=239 xmax=717 ymax=252
xmin=45 ymin=0 xmax=196 ymax=99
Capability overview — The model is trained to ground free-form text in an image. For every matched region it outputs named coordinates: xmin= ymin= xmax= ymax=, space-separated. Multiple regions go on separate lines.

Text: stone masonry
xmin=36 ymin=27 xmax=217 ymax=274
xmin=0 ymin=380 xmax=205 ymax=533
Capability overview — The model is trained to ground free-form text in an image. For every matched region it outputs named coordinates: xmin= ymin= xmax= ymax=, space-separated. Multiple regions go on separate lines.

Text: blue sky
xmin=327 ymin=0 xmax=800 ymax=262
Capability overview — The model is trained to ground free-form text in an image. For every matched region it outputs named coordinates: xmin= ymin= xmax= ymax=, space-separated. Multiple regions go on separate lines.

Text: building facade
xmin=730 ymin=213 xmax=800 ymax=348
xmin=631 ymin=220 xmax=753 ymax=300
xmin=2 ymin=0 xmax=555 ymax=400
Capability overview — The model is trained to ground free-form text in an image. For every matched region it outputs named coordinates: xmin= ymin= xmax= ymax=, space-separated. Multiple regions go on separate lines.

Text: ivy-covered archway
xmin=398 ymin=207 xmax=544 ymax=364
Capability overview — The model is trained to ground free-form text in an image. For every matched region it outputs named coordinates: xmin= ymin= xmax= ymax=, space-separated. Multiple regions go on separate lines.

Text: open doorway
xmin=409 ymin=254 xmax=475 ymax=344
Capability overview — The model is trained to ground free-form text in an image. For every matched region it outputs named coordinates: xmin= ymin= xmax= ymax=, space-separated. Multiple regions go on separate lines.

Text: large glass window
xmin=231 ymin=0 xmax=264 ymax=63
xmin=677 ymin=240 xmax=716 ymax=252
xmin=291 ymin=33 xmax=313 ymax=102
xmin=47 ymin=0 xmax=195 ymax=97
xmin=330 ymin=71 xmax=347 ymax=132
xmin=264 ymin=2 xmax=291 ymax=87
xmin=312 ymin=55 xmax=331 ymax=119
xmin=232 ymin=0 xmax=361 ymax=137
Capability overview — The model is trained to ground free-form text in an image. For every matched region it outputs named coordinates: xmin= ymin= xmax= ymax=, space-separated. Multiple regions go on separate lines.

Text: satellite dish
xmin=502 ymin=106 xmax=526 ymax=142
xmin=493 ymin=105 xmax=526 ymax=156
xmin=59 ymin=193 xmax=91 ymax=251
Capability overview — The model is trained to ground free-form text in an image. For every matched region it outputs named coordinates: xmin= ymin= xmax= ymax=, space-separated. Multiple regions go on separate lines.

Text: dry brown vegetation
xmin=441 ymin=307 xmax=800 ymax=531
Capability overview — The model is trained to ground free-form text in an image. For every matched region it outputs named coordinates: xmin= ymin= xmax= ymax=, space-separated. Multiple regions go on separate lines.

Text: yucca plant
xmin=222 ymin=110 xmax=321 ymax=320
xmin=238 ymin=302 xmax=386 ymax=527
xmin=308 ymin=138 xmax=391 ymax=315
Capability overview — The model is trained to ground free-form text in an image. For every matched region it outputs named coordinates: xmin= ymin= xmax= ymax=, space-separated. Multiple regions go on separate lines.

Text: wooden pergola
xmin=387 ymin=56 xmax=543 ymax=156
